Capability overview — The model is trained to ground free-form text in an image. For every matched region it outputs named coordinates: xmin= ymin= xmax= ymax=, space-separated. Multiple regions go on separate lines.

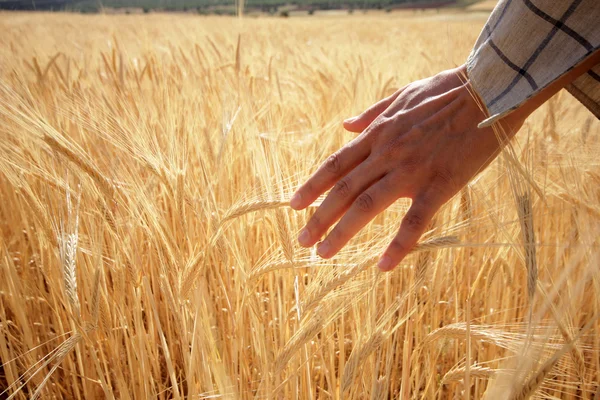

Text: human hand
xmin=290 ymin=65 xmax=526 ymax=271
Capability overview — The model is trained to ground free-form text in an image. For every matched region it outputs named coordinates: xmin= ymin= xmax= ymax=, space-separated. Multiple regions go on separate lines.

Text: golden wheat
xmin=0 ymin=11 xmax=599 ymax=399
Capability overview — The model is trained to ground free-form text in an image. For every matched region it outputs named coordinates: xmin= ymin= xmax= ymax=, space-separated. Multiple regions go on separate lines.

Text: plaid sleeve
xmin=466 ymin=0 xmax=600 ymax=127
xmin=566 ymin=64 xmax=600 ymax=118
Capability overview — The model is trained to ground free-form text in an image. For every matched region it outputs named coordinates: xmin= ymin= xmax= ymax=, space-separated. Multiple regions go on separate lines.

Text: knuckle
xmin=430 ymin=167 xmax=455 ymax=190
xmin=307 ymin=213 xmax=322 ymax=231
xmin=377 ymin=136 xmax=406 ymax=160
xmin=324 ymin=152 xmax=342 ymax=174
xmin=388 ymin=238 xmax=407 ymax=255
xmin=367 ymin=118 xmax=387 ymax=137
xmin=388 ymin=135 xmax=407 ymax=152
xmin=327 ymin=227 xmax=343 ymax=243
xmin=378 ymin=177 xmax=395 ymax=195
xmin=387 ymin=111 xmax=405 ymax=127
xmin=404 ymin=212 xmax=425 ymax=232
xmin=410 ymin=124 xmax=425 ymax=137
xmin=398 ymin=155 xmax=420 ymax=174
xmin=333 ymin=178 xmax=351 ymax=198
xmin=417 ymin=192 xmax=435 ymax=209
xmin=442 ymin=117 xmax=458 ymax=135
xmin=364 ymin=104 xmax=378 ymax=117
xmin=355 ymin=192 xmax=375 ymax=213
xmin=455 ymin=91 xmax=469 ymax=109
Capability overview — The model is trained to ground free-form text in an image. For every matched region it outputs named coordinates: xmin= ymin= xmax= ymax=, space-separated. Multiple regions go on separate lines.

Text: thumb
xmin=343 ymin=90 xmax=402 ymax=133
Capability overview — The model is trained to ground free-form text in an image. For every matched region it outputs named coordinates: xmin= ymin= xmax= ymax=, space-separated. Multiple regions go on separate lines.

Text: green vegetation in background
xmin=1 ymin=0 xmax=489 ymax=14
xmin=63 ymin=0 xmax=457 ymax=13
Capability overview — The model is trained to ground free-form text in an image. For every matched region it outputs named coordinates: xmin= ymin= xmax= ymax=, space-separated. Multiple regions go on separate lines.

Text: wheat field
xmin=0 ymin=11 xmax=599 ymax=399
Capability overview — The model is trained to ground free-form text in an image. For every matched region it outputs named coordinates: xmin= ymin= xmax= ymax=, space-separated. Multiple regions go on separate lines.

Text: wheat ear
xmin=424 ymin=323 xmax=501 ymax=347
xmin=516 ymin=194 xmax=537 ymax=304
xmin=342 ymin=331 xmax=385 ymax=394
xmin=303 ymin=236 xmax=459 ymax=312
xmin=274 ymin=209 xmax=294 ymax=263
xmin=61 ymin=233 xmax=80 ymax=315
xmin=220 ymin=199 xmax=289 ymax=226
xmin=29 ymin=333 xmax=84 ymax=400
xmin=249 ymin=260 xmax=310 ymax=281
xmin=274 ymin=311 xmax=324 ymax=373
xmin=442 ymin=364 xmax=496 ymax=384
xmin=43 ymin=134 xmax=114 ymax=200
xmin=509 ymin=314 xmax=599 ymax=400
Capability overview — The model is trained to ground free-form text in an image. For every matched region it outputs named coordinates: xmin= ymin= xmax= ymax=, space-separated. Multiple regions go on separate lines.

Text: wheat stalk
xmin=342 ymin=331 xmax=385 ymax=393
xmin=509 ymin=314 xmax=599 ymax=400
xmin=29 ymin=332 xmax=84 ymax=400
xmin=557 ymin=192 xmax=600 ymax=219
xmin=2 ymin=15 xmax=599 ymax=400
xmin=17 ymin=186 xmax=56 ymax=246
xmin=90 ymin=269 xmax=101 ymax=327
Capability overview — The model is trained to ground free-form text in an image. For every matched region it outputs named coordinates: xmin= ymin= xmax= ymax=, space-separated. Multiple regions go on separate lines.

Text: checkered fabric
xmin=466 ymin=0 xmax=600 ymax=127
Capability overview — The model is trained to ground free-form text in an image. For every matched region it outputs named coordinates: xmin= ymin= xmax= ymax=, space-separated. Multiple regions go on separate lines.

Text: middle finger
xmin=316 ymin=172 xmax=403 ymax=258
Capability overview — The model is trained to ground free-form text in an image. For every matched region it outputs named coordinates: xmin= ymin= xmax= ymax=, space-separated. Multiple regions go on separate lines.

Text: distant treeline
xmin=0 ymin=0 xmax=456 ymax=12
xmin=0 ymin=0 xmax=71 ymax=9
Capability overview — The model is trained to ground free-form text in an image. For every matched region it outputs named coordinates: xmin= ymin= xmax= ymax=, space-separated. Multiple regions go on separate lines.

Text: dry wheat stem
xmin=303 ymin=236 xmax=459 ymax=312
xmin=342 ymin=290 xmax=420 ymax=394
xmin=28 ymin=333 xmax=84 ymax=400
xmin=342 ymin=331 xmax=385 ymax=393
xmin=509 ymin=313 xmax=600 ymax=400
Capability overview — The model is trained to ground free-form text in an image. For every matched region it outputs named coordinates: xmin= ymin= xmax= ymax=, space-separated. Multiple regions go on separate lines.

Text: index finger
xmin=290 ymin=138 xmax=370 ymax=210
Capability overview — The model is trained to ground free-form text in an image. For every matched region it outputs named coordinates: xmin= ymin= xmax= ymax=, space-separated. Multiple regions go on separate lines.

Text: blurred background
xmin=0 ymin=0 xmax=497 ymax=18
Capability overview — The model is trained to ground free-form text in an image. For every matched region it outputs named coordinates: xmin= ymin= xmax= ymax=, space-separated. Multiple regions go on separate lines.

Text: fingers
xmin=377 ymin=192 xmax=442 ymax=272
xmin=290 ymin=138 xmax=370 ymax=210
xmin=343 ymin=90 xmax=402 ymax=133
xmin=297 ymin=159 xmax=383 ymax=248
xmin=316 ymin=174 xmax=399 ymax=258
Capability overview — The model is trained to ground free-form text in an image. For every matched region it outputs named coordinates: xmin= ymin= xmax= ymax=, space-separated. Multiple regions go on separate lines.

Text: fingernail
xmin=290 ymin=193 xmax=302 ymax=209
xmin=317 ymin=240 xmax=331 ymax=258
xmin=298 ymin=228 xmax=311 ymax=247
xmin=344 ymin=116 xmax=357 ymax=124
xmin=377 ymin=255 xmax=392 ymax=271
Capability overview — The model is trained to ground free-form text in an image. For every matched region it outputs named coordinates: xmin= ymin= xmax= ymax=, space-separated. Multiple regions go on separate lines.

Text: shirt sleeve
xmin=566 ymin=64 xmax=600 ymax=118
xmin=466 ymin=0 xmax=600 ymax=128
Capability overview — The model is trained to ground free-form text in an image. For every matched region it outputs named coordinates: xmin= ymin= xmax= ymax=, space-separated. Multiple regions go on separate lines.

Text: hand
xmin=290 ymin=65 xmax=526 ymax=271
